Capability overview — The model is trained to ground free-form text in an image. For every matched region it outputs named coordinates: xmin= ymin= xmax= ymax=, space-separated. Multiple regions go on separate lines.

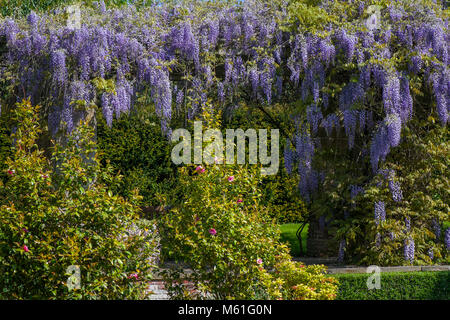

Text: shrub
xmin=318 ymin=118 xmax=450 ymax=266
xmin=158 ymin=111 xmax=337 ymax=300
xmin=0 ymin=100 xmax=158 ymax=299
xmin=332 ymin=271 xmax=450 ymax=300
xmin=159 ymin=163 xmax=338 ymax=299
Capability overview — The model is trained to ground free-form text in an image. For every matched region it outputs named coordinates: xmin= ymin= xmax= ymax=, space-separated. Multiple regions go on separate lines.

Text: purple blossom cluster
xmin=374 ymin=201 xmax=386 ymax=225
xmin=370 ymin=114 xmax=403 ymax=173
xmin=385 ymin=114 xmax=402 ymax=148
xmin=307 ymin=104 xmax=323 ymax=134
xmin=350 ymin=185 xmax=364 ymax=200
xmin=284 ymin=139 xmax=295 ymax=175
xmin=295 ymin=130 xmax=317 ymax=202
xmin=405 ymin=217 xmax=411 ymax=233
xmin=321 ymin=114 xmax=339 ymax=136
xmin=404 ymin=238 xmax=415 ymax=263
xmin=379 ymin=169 xmax=403 ymax=202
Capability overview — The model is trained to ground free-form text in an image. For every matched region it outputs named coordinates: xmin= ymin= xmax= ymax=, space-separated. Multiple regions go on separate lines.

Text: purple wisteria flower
xmin=385 ymin=113 xmax=402 ymax=148
xmin=431 ymin=219 xmax=441 ymax=240
xmin=350 ymin=185 xmax=364 ymax=200
xmin=374 ymin=201 xmax=386 ymax=225
xmin=284 ymin=139 xmax=295 ymax=174
xmin=388 ymin=179 xmax=403 ymax=202
xmin=404 ymin=238 xmax=415 ymax=264
xmin=405 ymin=217 xmax=411 ymax=233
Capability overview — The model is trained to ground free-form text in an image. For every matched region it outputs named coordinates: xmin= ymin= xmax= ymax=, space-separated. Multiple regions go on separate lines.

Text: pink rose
xmin=209 ymin=228 xmax=217 ymax=236
xmin=227 ymin=176 xmax=235 ymax=182
xmin=23 ymin=245 xmax=29 ymax=252
xmin=195 ymin=166 xmax=205 ymax=173
xmin=237 ymin=199 xmax=243 ymax=203
xmin=7 ymin=169 xmax=15 ymax=176
xmin=257 ymin=258 xmax=263 ymax=265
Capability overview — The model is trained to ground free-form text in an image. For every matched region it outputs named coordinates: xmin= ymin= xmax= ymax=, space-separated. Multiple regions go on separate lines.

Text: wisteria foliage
xmin=0 ymin=1 xmax=447 ymax=139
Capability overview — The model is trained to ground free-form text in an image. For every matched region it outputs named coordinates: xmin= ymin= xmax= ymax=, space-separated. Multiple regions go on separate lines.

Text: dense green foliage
xmin=96 ymin=100 xmax=307 ymax=219
xmin=0 ymin=100 xmax=157 ymax=299
xmin=96 ymin=109 xmax=177 ymax=207
xmin=332 ymin=271 xmax=450 ymax=300
xmin=280 ymin=223 xmax=308 ymax=256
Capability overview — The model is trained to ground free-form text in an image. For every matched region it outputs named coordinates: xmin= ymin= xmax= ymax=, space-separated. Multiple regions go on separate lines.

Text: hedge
xmin=332 ymin=271 xmax=449 ymax=300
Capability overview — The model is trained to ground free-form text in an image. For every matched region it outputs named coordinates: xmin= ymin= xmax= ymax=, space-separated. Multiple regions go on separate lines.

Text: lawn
xmin=280 ymin=223 xmax=308 ymax=257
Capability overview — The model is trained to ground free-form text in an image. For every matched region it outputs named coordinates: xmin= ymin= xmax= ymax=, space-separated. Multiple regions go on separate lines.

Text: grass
xmin=279 ymin=223 xmax=308 ymax=257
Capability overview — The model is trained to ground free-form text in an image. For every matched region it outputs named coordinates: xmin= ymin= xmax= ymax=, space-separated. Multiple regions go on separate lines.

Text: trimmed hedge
xmin=96 ymin=110 xmax=177 ymax=207
xmin=332 ymin=271 xmax=450 ymax=300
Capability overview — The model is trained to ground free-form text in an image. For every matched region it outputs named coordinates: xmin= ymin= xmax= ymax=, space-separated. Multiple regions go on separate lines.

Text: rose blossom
xmin=227 ymin=176 xmax=235 ymax=182
xmin=209 ymin=228 xmax=217 ymax=236
xmin=127 ymin=273 xmax=138 ymax=279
